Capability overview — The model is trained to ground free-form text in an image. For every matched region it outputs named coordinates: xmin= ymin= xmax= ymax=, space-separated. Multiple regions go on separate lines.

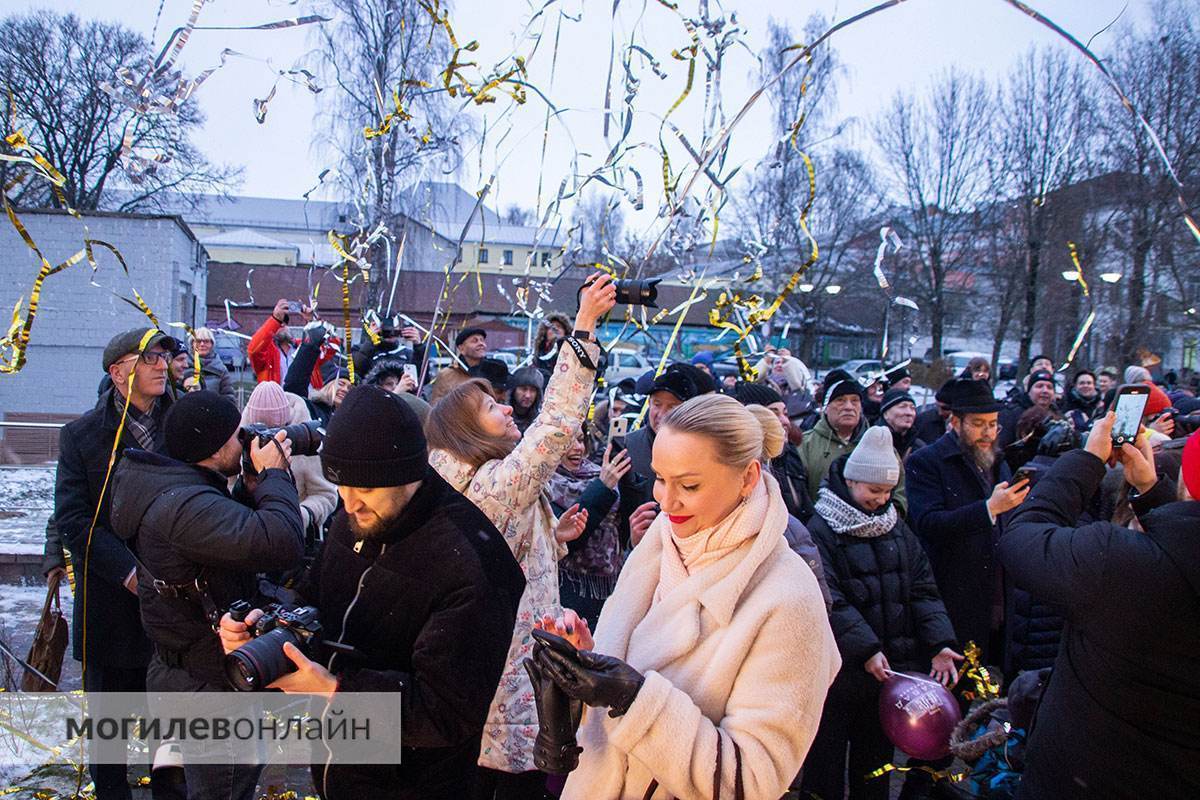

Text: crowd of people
xmin=42 ymin=284 xmax=1200 ymax=800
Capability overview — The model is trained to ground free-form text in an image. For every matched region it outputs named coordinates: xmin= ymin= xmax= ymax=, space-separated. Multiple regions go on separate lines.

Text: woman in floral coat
xmin=426 ymin=276 xmax=616 ymax=796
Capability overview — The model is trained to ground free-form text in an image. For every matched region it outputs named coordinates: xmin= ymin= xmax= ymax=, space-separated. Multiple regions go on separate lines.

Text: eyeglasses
xmin=117 ymin=349 xmax=173 ymax=367
xmin=963 ymin=418 xmax=1001 ymax=433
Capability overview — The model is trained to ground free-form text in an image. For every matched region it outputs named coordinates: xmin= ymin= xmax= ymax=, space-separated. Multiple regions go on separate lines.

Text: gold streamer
xmin=960 ymin=640 xmax=1000 ymax=701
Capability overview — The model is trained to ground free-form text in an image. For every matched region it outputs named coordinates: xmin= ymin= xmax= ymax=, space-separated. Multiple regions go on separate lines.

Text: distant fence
xmin=0 ymin=418 xmax=72 ymax=465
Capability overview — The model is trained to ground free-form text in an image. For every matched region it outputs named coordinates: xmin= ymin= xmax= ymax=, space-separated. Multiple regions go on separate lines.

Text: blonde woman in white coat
xmin=532 ymin=393 xmax=840 ymax=799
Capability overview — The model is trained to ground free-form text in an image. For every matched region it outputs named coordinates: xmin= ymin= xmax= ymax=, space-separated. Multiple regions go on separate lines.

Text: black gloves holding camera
xmin=524 ymin=630 xmax=645 ymax=774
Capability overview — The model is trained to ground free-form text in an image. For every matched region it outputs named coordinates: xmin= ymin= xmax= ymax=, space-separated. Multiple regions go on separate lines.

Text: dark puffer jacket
xmin=295 ymin=469 xmax=526 ymax=800
xmin=809 ymin=460 xmax=957 ymax=671
xmin=772 ymin=443 xmax=814 ymax=523
xmin=1001 ymin=450 xmax=1200 ymax=800
xmin=110 ymin=450 xmax=306 ymax=687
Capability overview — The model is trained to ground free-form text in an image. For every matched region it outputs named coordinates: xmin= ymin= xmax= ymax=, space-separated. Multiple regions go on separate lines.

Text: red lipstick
xmin=668 ymin=514 xmax=693 ymax=524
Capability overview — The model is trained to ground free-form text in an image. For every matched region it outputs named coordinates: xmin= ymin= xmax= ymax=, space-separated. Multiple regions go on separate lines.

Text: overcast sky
xmin=29 ymin=0 xmax=1147 ymax=235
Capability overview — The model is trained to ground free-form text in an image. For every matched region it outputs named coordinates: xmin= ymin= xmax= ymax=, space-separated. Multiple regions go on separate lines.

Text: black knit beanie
xmin=164 ymin=391 xmax=242 ymax=463
xmin=820 ymin=369 xmax=863 ymax=404
xmin=320 ymin=385 xmax=428 ymax=487
xmin=734 ymin=382 xmax=784 ymax=407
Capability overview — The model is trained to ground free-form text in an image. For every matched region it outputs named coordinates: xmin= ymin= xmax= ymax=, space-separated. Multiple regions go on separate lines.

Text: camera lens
xmin=224 ymin=626 xmax=301 ymax=691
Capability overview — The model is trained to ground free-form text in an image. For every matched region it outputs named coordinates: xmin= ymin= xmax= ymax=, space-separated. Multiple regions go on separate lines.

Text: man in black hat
xmin=622 ymin=362 xmax=715 ymax=544
xmin=54 ymin=327 xmax=180 ymax=799
xmin=218 ymin=386 xmax=525 ymax=799
xmin=455 ymin=326 xmax=489 ymax=369
xmin=875 ymin=386 xmax=926 ymax=459
xmin=998 ymin=368 xmax=1059 ymax=450
xmin=914 ymin=379 xmax=954 ymax=445
xmin=906 ymin=378 xmax=1030 ymax=664
xmin=110 ymin=391 xmax=305 ymax=800
xmin=798 ymin=368 xmax=867 ymax=499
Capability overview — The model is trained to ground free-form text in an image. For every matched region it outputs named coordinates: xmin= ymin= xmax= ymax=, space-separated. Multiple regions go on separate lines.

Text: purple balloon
xmin=878 ymin=672 xmax=962 ymax=760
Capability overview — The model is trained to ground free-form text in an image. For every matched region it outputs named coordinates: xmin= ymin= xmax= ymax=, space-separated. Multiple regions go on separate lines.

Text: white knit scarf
xmin=813 ymin=486 xmax=897 ymax=538
xmin=651 ymin=472 xmax=783 ymax=605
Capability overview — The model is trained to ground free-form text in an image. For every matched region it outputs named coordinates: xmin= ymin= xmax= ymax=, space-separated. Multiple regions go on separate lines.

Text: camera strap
xmin=127 ymin=545 xmax=222 ymax=631
xmin=563 ymin=336 xmax=598 ymax=372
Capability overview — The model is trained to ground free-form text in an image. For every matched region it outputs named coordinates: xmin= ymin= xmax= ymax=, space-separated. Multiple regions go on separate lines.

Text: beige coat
xmin=430 ymin=338 xmax=600 ymax=773
xmin=282 ymin=393 xmax=337 ymax=532
xmin=563 ymin=474 xmax=840 ymax=799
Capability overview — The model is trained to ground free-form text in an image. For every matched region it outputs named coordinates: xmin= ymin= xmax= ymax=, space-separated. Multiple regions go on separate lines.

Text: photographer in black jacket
xmin=218 ymin=386 xmax=526 ymax=800
xmin=111 ymin=390 xmax=306 ymax=800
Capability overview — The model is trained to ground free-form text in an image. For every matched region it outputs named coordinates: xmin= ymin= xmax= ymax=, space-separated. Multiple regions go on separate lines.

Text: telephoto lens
xmin=224 ymin=605 xmax=324 ymax=691
xmin=576 ymin=276 xmax=662 ymax=308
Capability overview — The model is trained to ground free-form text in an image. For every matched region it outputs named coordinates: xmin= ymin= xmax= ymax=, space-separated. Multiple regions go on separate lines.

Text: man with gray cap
xmin=110 ymin=390 xmax=304 ymax=800
xmin=218 ymin=385 xmax=525 ymax=799
xmin=54 ymin=327 xmax=180 ymax=799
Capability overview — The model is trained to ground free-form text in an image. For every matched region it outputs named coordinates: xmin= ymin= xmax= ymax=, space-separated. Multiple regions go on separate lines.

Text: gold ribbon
xmin=960 ymin=640 xmax=1000 ymax=701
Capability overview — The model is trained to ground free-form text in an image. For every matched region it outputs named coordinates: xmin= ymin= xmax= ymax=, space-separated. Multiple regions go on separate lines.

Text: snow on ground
xmin=0 ymin=468 xmax=55 ymax=555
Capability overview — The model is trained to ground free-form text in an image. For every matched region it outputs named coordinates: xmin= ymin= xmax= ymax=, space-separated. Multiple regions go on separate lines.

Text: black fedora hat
xmin=946 ymin=378 xmax=1004 ymax=415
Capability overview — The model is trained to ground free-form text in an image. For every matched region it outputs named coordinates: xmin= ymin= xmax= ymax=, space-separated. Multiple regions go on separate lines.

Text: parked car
xmin=212 ymin=329 xmax=247 ymax=370
xmin=605 ymin=348 xmax=652 ymax=385
xmin=832 ymin=358 xmax=883 ymax=383
xmin=489 ymin=351 xmax=520 ymax=371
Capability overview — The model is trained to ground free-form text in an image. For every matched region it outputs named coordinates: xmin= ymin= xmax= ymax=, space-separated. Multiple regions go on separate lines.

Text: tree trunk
xmin=1122 ymin=228 xmax=1152 ymax=365
xmin=929 ymin=245 xmax=945 ymax=363
xmin=1017 ymin=234 xmax=1041 ymax=379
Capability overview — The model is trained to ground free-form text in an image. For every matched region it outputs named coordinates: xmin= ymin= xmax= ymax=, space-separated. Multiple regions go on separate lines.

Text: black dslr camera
xmin=237 ymin=420 xmax=324 ymax=475
xmin=224 ymin=600 xmax=356 ymax=691
xmin=577 ymin=276 xmax=662 ymax=308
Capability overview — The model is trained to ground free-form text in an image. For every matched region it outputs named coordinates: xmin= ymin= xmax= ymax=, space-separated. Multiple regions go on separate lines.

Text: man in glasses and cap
xmin=54 ymin=327 xmax=182 ymax=799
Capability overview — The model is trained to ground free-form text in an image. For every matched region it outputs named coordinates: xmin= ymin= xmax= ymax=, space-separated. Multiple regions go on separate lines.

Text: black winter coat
xmin=1000 ymin=451 xmax=1200 ymax=800
xmin=810 ymin=466 xmax=956 ymax=671
xmin=296 ymin=470 xmax=526 ymax=800
xmin=54 ymin=390 xmax=171 ymax=667
xmin=110 ymin=450 xmax=305 ymax=687
xmin=913 ymin=405 xmax=948 ymax=447
xmin=905 ymin=431 xmax=1011 ymax=661
xmin=772 ymin=444 xmax=814 ymax=523
xmin=1003 ymin=455 xmax=1066 ymax=676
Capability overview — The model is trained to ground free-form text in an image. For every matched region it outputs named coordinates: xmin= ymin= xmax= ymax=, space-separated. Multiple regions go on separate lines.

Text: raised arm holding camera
xmin=110 ymin=391 xmax=306 ymax=800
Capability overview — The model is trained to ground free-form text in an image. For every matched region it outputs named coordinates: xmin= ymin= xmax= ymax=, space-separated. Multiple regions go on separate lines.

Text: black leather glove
xmin=523 ymin=657 xmax=583 ymax=774
xmin=303 ymin=321 xmax=327 ymax=347
xmin=535 ymin=645 xmax=645 ymax=718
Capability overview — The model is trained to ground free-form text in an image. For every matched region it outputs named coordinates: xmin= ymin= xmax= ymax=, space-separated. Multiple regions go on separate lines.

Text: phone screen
xmin=1112 ymin=391 xmax=1149 ymax=441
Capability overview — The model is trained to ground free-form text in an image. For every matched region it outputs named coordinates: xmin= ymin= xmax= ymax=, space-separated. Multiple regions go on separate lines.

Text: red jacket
xmin=247 ymin=316 xmax=330 ymax=389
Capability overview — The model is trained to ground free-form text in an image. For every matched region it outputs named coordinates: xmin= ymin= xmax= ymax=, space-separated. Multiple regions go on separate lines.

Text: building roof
xmin=199 ymin=227 xmax=299 ymax=252
xmin=432 ymin=221 xmax=564 ymax=248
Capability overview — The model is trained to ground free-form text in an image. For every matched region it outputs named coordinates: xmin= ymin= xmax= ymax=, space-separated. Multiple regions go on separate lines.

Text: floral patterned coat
xmin=430 ymin=337 xmax=600 ymax=773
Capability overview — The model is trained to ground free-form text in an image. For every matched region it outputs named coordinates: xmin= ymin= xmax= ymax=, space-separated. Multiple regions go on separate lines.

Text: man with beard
xmin=876 ymin=387 xmax=925 ymax=459
xmin=1064 ymin=369 xmax=1101 ymax=432
xmin=507 ymin=367 xmax=545 ymax=434
xmin=998 ymin=369 xmax=1058 ymax=450
xmin=219 ymin=386 xmax=525 ymax=799
xmin=906 ymin=378 xmax=1030 ymax=664
xmin=110 ymin=391 xmax=305 ymax=800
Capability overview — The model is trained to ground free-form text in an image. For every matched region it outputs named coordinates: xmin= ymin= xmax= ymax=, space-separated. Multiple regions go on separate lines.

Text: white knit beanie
xmin=844 ymin=426 xmax=901 ymax=487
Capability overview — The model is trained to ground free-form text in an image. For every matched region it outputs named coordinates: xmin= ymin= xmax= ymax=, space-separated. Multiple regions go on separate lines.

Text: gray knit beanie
xmin=843 ymin=426 xmax=901 ymax=487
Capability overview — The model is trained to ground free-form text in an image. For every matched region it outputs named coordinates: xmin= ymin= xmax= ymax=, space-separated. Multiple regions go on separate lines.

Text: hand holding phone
xmin=1111 ymin=384 xmax=1151 ymax=447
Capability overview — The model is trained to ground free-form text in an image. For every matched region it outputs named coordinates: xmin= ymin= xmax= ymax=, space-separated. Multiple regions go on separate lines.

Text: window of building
xmin=541 ymin=251 xmax=551 ymax=266
xmin=502 ymin=249 xmax=514 ymax=266
xmin=478 ymin=248 xmax=489 ymax=264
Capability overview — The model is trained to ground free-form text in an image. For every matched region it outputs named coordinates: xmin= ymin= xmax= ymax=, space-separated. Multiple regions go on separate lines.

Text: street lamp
xmin=1061 ymin=270 xmax=1080 ymax=282
xmin=799 ymin=283 xmax=815 ymax=293
xmin=825 ymin=284 xmax=842 ymax=295
xmin=1099 ymin=272 xmax=1122 ymax=283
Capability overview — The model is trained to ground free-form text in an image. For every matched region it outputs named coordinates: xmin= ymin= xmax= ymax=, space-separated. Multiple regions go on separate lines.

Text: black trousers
xmin=83 ymin=662 xmax=147 ymax=800
xmin=472 ymin=767 xmax=551 ymax=800
xmin=800 ymin=669 xmax=894 ymax=800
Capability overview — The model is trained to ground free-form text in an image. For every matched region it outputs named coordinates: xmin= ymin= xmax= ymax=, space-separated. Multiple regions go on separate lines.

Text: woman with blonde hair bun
xmin=530 ymin=393 xmax=840 ymax=799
